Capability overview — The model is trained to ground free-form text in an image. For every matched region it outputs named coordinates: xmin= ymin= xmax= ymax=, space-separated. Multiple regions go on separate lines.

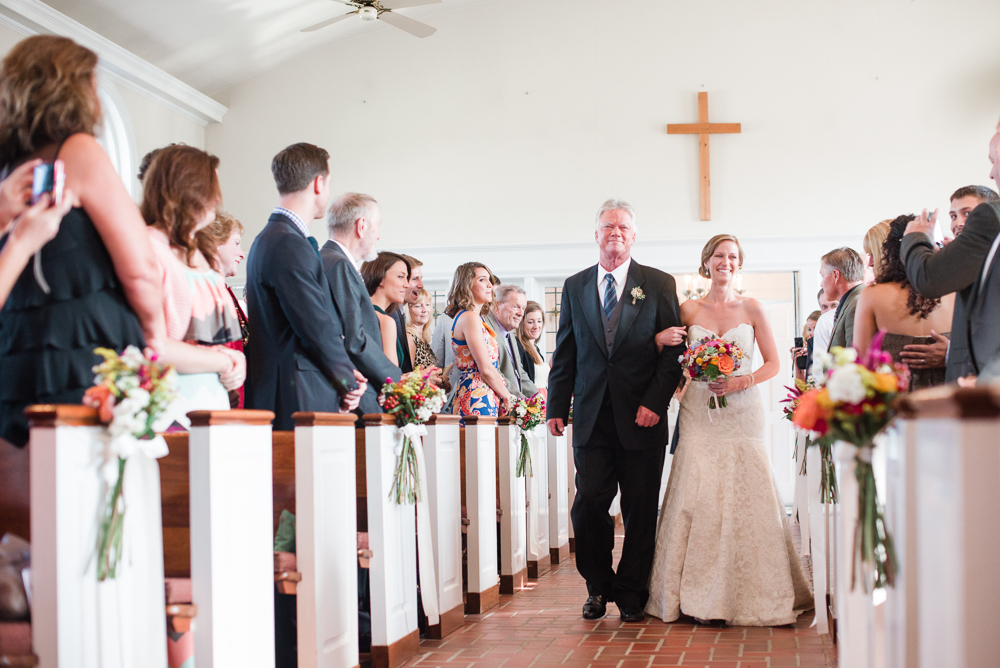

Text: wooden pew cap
xmin=426 ymin=414 xmax=461 ymax=425
xmin=25 ymin=405 xmax=99 ymax=428
xmin=895 ymin=384 xmax=1000 ymax=420
xmin=292 ymin=412 xmax=358 ymax=427
xmin=187 ymin=410 xmax=275 ymax=426
xmin=461 ymin=415 xmax=497 ymax=425
xmin=362 ymin=413 xmax=397 ymax=426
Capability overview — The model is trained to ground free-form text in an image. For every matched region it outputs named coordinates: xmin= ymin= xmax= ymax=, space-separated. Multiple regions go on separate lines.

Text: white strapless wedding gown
xmin=645 ymin=323 xmax=812 ymax=626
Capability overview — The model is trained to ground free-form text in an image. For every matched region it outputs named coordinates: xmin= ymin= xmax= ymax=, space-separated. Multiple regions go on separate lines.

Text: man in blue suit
xmin=245 ymin=143 xmax=366 ymax=429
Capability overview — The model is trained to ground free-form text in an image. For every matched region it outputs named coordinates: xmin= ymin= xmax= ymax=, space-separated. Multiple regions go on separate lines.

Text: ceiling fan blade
xmin=301 ymin=10 xmax=358 ymax=32
xmin=379 ymin=0 xmax=442 ymax=10
xmin=377 ymin=10 xmax=436 ymax=38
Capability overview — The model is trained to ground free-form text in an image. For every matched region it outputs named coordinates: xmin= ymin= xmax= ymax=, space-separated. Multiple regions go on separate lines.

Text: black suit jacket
xmin=320 ymin=240 xmax=401 ymax=414
xmin=546 ymin=260 xmax=684 ymax=450
xmin=244 ymin=213 xmax=358 ymax=430
xmin=902 ymin=201 xmax=1000 ymax=379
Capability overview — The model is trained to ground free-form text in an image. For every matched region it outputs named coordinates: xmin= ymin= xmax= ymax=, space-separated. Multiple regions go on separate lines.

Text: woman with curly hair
xmin=854 ymin=214 xmax=954 ymax=390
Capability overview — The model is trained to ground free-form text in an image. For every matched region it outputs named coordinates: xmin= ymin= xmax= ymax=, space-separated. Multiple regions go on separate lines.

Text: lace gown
xmin=646 ymin=323 xmax=812 ymax=626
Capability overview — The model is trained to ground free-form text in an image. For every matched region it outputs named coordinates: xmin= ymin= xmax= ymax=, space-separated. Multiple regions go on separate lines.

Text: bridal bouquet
xmin=505 ymin=393 xmax=546 ymax=478
xmin=680 ymin=337 xmax=746 ymax=409
xmin=83 ymin=346 xmax=178 ymax=581
xmin=791 ymin=332 xmax=908 ymax=591
xmin=379 ymin=369 xmax=446 ymax=505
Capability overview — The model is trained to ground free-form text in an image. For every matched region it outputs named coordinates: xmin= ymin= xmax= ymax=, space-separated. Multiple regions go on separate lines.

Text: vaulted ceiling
xmin=41 ymin=0 xmax=491 ymax=95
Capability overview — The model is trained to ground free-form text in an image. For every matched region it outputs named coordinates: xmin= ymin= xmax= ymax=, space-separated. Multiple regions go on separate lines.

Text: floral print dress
xmin=451 ymin=310 xmax=502 ymax=417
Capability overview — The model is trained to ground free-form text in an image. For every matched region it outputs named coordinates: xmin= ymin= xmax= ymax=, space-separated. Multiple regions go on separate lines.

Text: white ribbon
xmin=806 ymin=445 xmax=829 ymax=635
xmin=395 ymin=424 xmax=440 ymax=626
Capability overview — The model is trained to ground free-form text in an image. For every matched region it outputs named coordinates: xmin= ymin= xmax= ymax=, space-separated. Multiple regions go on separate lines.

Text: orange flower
xmin=792 ymin=389 xmax=833 ymax=432
xmin=83 ymin=384 xmax=116 ymax=424
xmin=717 ymin=355 xmax=735 ymax=374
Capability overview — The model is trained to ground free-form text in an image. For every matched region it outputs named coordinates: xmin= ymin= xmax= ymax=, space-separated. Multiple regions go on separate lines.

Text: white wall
xmin=207 ymin=0 xmax=1000 ymax=272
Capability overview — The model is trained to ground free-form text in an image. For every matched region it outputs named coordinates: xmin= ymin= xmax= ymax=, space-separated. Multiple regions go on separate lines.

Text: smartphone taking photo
xmin=30 ymin=160 xmax=64 ymax=205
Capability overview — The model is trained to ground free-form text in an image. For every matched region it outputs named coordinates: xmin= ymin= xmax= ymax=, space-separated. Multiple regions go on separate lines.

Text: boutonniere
xmin=631 ymin=287 xmax=645 ymax=305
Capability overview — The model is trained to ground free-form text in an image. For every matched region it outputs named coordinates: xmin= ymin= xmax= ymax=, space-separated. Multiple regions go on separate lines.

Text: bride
xmin=645 ymin=234 xmax=812 ymax=626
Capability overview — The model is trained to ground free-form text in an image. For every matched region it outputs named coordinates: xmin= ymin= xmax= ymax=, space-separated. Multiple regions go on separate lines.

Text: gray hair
xmin=594 ymin=198 xmax=637 ymax=232
xmin=494 ymin=284 xmax=526 ymax=305
xmin=328 ymin=193 xmax=378 ymax=237
xmin=821 ymin=247 xmax=864 ymax=283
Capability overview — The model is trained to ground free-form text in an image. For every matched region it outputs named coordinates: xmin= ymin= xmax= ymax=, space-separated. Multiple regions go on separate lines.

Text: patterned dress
xmin=451 ymin=310 xmax=503 ymax=417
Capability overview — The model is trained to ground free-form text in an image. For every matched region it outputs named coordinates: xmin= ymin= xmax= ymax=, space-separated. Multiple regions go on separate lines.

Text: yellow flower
xmin=873 ymin=373 xmax=897 ymax=394
xmin=815 ymin=389 xmax=834 ymax=409
xmin=696 ymin=357 xmax=703 ymax=365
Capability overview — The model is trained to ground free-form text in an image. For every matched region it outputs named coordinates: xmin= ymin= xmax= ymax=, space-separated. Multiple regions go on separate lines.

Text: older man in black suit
xmin=902 ymin=122 xmax=1000 ymax=382
xmin=546 ymin=199 xmax=684 ymax=622
xmin=321 ymin=193 xmax=401 ymax=414
xmin=245 ymin=143 xmax=366 ymax=429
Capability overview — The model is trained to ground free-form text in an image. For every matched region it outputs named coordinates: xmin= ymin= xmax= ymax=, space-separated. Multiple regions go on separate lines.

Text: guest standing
xmin=855 ymin=215 xmax=954 ymax=390
xmin=200 ymin=210 xmax=249 ymax=408
xmin=484 ymin=285 xmax=537 ymax=399
xmin=431 ymin=263 xmax=475 ymax=408
xmin=451 ymin=263 xmax=512 ymax=416
xmin=862 ymin=220 xmax=892 ymax=286
xmin=141 ymin=145 xmax=246 ymax=428
xmin=821 ymin=247 xmax=865 ymax=350
xmin=792 ymin=310 xmax=821 ymax=382
xmin=361 ymin=252 xmax=411 ymax=368
xmin=516 ymin=301 xmax=548 ymax=390
xmin=407 ymin=288 xmax=440 ymax=370
xmin=0 ymin=36 xmax=166 ymax=447
xmin=321 ymin=193 xmax=401 ymax=414
xmin=392 ymin=253 xmax=424 ymax=373
xmin=244 ymin=143 xmax=365 ymax=428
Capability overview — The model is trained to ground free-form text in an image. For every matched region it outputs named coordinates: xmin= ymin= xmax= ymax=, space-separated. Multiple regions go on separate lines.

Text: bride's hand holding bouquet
xmin=680 ymin=336 xmax=747 ymax=409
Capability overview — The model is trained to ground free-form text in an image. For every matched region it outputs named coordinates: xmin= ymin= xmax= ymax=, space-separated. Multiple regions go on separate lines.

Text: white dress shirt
xmin=597 ymin=257 xmax=632 ymax=309
xmin=332 ymin=239 xmax=362 ymax=273
xmin=812 ymin=310 xmax=835 ymax=356
xmin=980 ymin=232 xmax=1000 ymax=291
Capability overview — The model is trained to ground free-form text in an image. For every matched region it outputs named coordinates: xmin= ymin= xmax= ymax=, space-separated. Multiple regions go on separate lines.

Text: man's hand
xmin=898 ymin=330 xmax=948 ymax=369
xmin=904 ymin=208 xmax=938 ymax=237
xmin=548 ymin=417 xmax=565 ymax=437
xmin=339 ymin=370 xmax=368 ymax=413
xmin=635 ymin=406 xmax=660 ymax=428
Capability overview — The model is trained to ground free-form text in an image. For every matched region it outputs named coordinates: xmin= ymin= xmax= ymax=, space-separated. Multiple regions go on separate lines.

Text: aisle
xmin=405 ymin=529 xmax=837 ymax=668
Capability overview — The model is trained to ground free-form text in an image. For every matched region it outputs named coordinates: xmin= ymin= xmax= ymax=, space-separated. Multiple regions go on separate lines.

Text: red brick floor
xmin=406 ymin=531 xmax=837 ymax=668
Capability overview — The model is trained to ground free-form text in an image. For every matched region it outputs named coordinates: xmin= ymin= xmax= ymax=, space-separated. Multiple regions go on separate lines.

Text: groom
xmin=547 ymin=199 xmax=684 ymax=622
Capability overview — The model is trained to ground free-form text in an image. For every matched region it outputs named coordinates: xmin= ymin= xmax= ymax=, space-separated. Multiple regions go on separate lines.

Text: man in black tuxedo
xmin=245 ymin=143 xmax=366 ymax=429
xmin=903 ymin=124 xmax=1000 ymax=382
xmin=546 ymin=199 xmax=684 ymax=622
xmin=321 ymin=193 xmax=401 ymax=414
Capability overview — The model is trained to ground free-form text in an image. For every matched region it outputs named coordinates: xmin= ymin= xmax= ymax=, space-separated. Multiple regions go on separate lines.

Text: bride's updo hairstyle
xmin=699 ymin=234 xmax=745 ymax=279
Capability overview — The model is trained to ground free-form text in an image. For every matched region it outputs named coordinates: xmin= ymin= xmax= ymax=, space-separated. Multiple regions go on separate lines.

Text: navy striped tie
xmin=603 ymin=273 xmax=617 ymax=320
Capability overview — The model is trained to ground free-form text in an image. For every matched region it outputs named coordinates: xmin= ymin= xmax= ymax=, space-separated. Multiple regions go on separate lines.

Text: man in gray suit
xmin=485 ymin=284 xmax=538 ymax=398
xmin=903 ymin=121 xmax=1000 ymax=382
xmin=820 ymin=247 xmax=864 ymax=350
xmin=320 ymin=193 xmax=401 ymax=414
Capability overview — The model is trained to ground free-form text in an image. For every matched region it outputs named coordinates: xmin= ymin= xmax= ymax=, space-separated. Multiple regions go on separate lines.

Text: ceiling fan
xmin=301 ymin=0 xmax=441 ymax=38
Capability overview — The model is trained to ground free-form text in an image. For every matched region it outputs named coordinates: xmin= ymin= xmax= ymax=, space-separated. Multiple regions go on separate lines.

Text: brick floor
xmin=405 ymin=529 xmax=836 ymax=668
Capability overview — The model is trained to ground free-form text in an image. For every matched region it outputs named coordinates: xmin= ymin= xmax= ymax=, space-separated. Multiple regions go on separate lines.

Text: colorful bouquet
xmin=791 ymin=332 xmax=908 ymax=591
xmin=379 ymin=369 xmax=447 ymax=504
xmin=505 ymin=393 xmax=546 ymax=477
xmin=679 ymin=337 xmax=746 ymax=408
xmin=83 ymin=346 xmax=178 ymax=581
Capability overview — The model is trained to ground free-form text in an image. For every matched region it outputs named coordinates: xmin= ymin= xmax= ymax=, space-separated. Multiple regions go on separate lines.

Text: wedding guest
xmin=431 ymin=263 xmax=475 ymax=408
xmin=361 ymin=251 xmax=411 ymax=368
xmin=792 ymin=310 xmax=821 ymax=381
xmin=863 ymin=220 xmax=892 ymax=286
xmin=485 ymin=284 xmax=537 ymax=399
xmin=0 ymin=35 xmax=166 ymax=447
xmin=407 ymin=288 xmax=440 ymax=370
xmin=141 ymin=145 xmax=246 ymax=427
xmin=451 ymin=263 xmax=512 ymax=416
xmin=948 ymin=185 xmax=999 ymax=239
xmin=516 ymin=301 xmax=548 ymax=390
xmin=245 ymin=143 xmax=366 ymax=428
xmin=811 ymin=288 xmax=839 ymax=361
xmin=200 ymin=210 xmax=249 ymax=408
xmin=821 ymin=247 xmax=865 ymax=350
xmin=902 ymin=123 xmax=1000 ymax=383
xmin=393 ymin=253 xmax=424 ymax=373
xmin=321 ymin=193 xmax=400 ymax=414
xmin=855 ymin=215 xmax=954 ymax=390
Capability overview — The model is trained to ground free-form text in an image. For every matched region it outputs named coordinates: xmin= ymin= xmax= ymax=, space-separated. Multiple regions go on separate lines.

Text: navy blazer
xmin=546 ymin=260 xmax=684 ymax=450
xmin=244 ymin=213 xmax=358 ymax=429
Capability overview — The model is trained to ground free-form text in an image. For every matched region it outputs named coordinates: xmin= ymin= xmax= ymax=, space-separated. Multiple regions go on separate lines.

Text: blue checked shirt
xmin=273 ymin=207 xmax=310 ymax=238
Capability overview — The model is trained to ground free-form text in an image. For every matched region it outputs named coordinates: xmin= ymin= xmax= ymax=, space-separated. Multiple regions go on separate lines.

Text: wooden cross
xmin=667 ymin=92 xmax=741 ymax=221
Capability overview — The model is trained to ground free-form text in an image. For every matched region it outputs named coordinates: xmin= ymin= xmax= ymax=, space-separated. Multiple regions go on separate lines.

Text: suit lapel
xmin=611 ymin=261 xmax=645 ymax=357
xmin=580 ymin=265 xmax=608 ymax=356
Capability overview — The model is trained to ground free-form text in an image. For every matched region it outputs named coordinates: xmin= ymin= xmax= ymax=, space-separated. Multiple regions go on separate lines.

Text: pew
xmin=496 ymin=417 xmax=527 ymax=595
xmin=525 ymin=425 xmax=550 ymax=578
xmin=459 ymin=416 xmax=500 ymax=613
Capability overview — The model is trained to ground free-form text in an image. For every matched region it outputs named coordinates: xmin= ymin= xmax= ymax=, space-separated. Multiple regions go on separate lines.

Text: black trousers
xmin=571 ymin=391 xmax=665 ymax=610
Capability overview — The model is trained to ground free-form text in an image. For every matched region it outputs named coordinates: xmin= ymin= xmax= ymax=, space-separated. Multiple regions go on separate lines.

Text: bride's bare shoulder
xmin=680 ymin=298 xmax=701 ymax=324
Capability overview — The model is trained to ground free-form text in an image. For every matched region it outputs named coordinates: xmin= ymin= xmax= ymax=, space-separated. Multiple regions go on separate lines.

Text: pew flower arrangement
xmin=379 ymin=369 xmax=446 ymax=505
xmin=83 ymin=346 xmax=178 ymax=581
xmin=505 ymin=393 xmax=546 ymax=478
xmin=791 ymin=332 xmax=908 ymax=591
xmin=782 ymin=378 xmax=838 ymax=502
xmin=680 ymin=337 xmax=746 ymax=409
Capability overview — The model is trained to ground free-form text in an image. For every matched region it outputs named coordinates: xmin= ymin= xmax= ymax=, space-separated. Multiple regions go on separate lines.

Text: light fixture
xmin=359 ymin=6 xmax=377 ymax=20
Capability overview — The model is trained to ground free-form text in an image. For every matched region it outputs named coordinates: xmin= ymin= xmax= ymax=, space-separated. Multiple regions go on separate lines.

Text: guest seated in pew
xmin=485 ymin=284 xmax=537 ymax=399
xmin=320 ymin=193 xmax=401 ymax=414
xmin=407 ymin=288 xmax=441 ymax=371
xmin=855 ymin=215 xmax=954 ymax=391
xmin=516 ymin=300 xmax=548 ymax=394
xmin=199 ymin=210 xmax=249 ymax=408
xmin=0 ymin=36 xmax=168 ymax=447
xmin=361 ymin=251 xmax=411 ymax=368
xmin=451 ymin=263 xmax=512 ymax=416
xmin=140 ymin=145 xmax=246 ymax=428
xmin=245 ymin=143 xmax=366 ymax=427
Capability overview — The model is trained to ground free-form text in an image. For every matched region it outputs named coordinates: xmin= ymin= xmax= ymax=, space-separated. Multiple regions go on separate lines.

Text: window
xmin=430 ymin=289 xmax=448 ymax=324
xmin=94 ymin=80 xmax=136 ymax=200
xmin=544 ymin=286 xmax=562 ymax=363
